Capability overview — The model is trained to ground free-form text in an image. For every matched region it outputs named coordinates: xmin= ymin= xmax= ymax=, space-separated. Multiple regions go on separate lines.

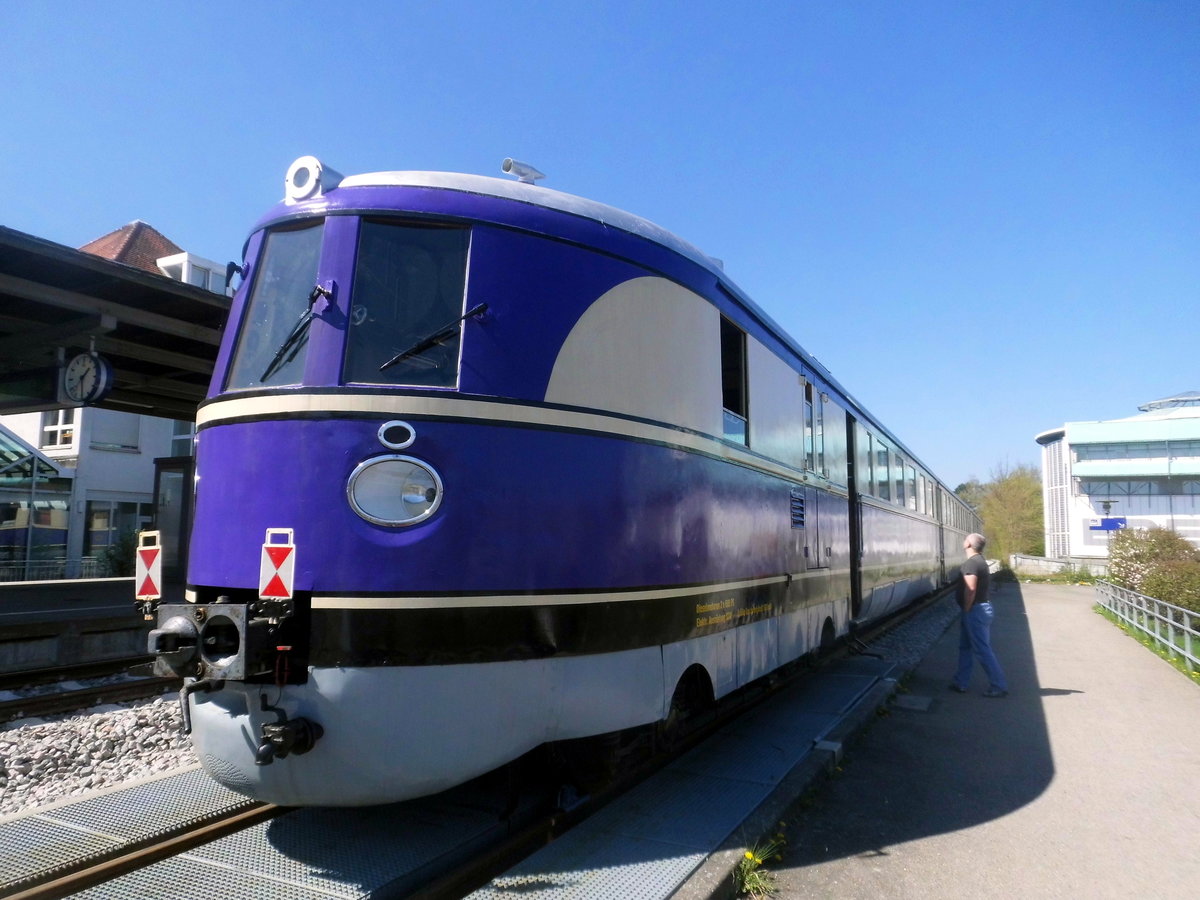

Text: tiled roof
xmin=78 ymin=221 xmax=183 ymax=273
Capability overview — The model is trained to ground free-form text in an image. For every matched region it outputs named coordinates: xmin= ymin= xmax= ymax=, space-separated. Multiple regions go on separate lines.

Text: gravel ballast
xmin=0 ymin=694 xmax=196 ymax=818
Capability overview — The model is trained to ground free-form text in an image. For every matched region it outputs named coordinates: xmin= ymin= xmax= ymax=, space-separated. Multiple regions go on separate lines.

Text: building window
xmin=171 ymin=420 xmax=196 ymax=456
xmin=188 ymin=266 xmax=211 ymax=289
xmin=84 ymin=500 xmax=153 ymax=559
xmin=720 ymin=317 xmax=748 ymax=446
xmin=90 ymin=412 xmax=140 ymax=451
xmin=40 ymin=408 xmax=76 ymax=449
xmin=1075 ymin=440 xmax=1200 ymax=461
xmin=1078 ymin=478 xmax=1199 ymax=496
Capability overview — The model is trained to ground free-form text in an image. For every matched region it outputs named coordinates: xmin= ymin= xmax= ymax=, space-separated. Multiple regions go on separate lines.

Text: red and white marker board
xmin=259 ymin=528 xmax=296 ymax=600
xmin=135 ymin=531 xmax=163 ymax=601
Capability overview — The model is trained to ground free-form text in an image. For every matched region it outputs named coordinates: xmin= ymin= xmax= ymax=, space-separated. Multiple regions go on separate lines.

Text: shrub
xmin=100 ymin=530 xmax=139 ymax=577
xmin=1107 ymin=527 xmax=1200 ymax=593
xmin=1139 ymin=559 xmax=1200 ymax=616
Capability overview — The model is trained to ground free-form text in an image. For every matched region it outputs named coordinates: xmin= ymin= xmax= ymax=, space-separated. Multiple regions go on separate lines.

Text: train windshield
xmin=344 ymin=220 xmax=469 ymax=388
xmin=226 ymin=222 xmax=325 ymax=390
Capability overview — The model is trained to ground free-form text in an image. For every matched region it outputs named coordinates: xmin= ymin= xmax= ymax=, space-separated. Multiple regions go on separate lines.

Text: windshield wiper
xmin=379 ymin=303 xmax=488 ymax=372
xmin=261 ymin=284 xmax=330 ymax=382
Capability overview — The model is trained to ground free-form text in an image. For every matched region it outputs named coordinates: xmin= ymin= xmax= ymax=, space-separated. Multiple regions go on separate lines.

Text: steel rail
xmin=0 ymin=676 xmax=179 ymax=723
xmin=0 ymin=657 xmax=154 ymax=693
xmin=4 ymin=802 xmax=282 ymax=900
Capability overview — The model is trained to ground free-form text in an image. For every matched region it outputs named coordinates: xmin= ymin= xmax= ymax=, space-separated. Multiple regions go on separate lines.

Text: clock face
xmin=62 ymin=353 xmax=113 ymax=404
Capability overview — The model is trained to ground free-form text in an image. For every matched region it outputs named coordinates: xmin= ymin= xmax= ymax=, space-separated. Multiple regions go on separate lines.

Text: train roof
xmin=256 ymin=158 xmax=953 ymax=492
xmin=343 ymin=170 xmax=726 ymax=278
xmin=267 ymin=160 xmax=855 ymax=394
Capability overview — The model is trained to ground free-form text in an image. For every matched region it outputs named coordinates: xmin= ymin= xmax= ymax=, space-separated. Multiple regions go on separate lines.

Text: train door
xmin=802 ymin=378 xmax=827 ymax=572
xmin=935 ymin=488 xmax=946 ymax=583
xmin=805 ymin=486 xmax=825 ymax=569
xmin=845 ymin=414 xmax=863 ymax=619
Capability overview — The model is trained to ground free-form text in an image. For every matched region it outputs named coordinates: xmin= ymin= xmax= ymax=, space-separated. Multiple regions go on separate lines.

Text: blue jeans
xmin=954 ymin=601 xmax=1007 ymax=692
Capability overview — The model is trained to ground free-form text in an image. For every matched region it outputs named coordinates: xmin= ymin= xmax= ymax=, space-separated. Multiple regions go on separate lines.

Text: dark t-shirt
xmin=960 ymin=554 xmax=990 ymax=607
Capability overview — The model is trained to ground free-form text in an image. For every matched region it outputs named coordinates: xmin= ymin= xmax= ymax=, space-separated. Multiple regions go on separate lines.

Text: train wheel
xmin=818 ymin=618 xmax=837 ymax=657
xmin=656 ymin=665 xmax=714 ymax=755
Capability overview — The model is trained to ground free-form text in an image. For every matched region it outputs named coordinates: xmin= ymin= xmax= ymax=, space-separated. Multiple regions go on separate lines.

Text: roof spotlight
xmin=285 ymin=156 xmax=344 ymax=204
xmin=502 ymin=158 xmax=545 ymax=184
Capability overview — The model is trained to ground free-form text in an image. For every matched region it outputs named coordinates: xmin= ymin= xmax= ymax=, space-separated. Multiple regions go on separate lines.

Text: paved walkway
xmin=767 ymin=582 xmax=1200 ymax=899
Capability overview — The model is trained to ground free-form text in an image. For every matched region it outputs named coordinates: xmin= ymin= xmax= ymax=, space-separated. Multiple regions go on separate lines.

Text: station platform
xmin=469 ymin=652 xmax=899 ymax=899
xmin=755 ymin=582 xmax=1200 ymax=899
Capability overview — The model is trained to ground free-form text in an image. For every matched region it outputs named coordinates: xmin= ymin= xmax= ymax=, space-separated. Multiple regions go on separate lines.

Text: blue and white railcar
xmin=148 ymin=157 xmax=978 ymax=806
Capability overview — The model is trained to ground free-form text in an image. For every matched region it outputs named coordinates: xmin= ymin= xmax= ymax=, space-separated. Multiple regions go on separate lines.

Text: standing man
xmin=950 ymin=533 xmax=1008 ymax=697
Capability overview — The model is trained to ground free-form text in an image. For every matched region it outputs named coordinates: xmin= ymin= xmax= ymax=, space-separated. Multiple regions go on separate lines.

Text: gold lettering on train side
xmin=695 ymin=597 xmax=736 ymax=628
xmin=695 ymin=611 xmax=735 ymax=628
xmin=695 ymin=597 xmax=736 ymax=616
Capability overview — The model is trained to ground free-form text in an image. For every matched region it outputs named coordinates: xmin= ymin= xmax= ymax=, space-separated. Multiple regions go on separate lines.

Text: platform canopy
xmin=0 ymin=226 xmax=229 ymax=420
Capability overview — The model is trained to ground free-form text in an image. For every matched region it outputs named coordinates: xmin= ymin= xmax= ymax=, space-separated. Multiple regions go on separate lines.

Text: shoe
xmin=948 ymin=684 xmax=967 ymax=693
xmin=983 ymin=688 xmax=1008 ymax=698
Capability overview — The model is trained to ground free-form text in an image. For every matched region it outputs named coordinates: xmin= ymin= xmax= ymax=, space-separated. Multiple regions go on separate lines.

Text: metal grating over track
xmin=0 ymin=765 xmax=255 ymax=895
xmin=469 ymin=657 xmax=895 ymax=899
xmin=68 ymin=785 xmax=511 ymax=899
xmin=4 ymin=658 xmax=893 ymax=899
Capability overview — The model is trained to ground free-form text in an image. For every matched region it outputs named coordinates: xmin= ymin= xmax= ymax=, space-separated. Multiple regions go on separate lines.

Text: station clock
xmin=60 ymin=352 xmax=114 ymax=404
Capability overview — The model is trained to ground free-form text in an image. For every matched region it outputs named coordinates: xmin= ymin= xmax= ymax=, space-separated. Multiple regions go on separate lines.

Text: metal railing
xmin=0 ymin=558 xmax=107 ymax=583
xmin=1095 ymin=581 xmax=1199 ymax=674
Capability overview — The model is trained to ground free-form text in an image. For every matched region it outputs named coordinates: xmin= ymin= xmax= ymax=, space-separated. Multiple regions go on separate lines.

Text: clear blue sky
xmin=5 ymin=1 xmax=1196 ymax=489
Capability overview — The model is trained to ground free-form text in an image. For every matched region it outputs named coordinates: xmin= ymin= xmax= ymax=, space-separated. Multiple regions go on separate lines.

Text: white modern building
xmin=1036 ymin=391 xmax=1200 ymax=562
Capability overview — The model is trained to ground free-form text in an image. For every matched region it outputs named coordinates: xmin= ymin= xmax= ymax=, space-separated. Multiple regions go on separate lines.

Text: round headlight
xmin=347 ymin=456 xmax=443 ymax=526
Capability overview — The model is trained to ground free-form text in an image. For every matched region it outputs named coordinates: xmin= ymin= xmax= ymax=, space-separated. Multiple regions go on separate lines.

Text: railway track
xmin=5 ymin=801 xmax=282 ymax=900
xmin=0 ymin=660 xmax=178 ymax=723
xmin=0 ymin=657 xmax=154 ymax=693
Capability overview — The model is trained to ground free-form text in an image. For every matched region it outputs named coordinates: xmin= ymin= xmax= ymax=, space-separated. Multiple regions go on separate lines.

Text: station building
xmin=0 ymin=222 xmax=222 ymax=581
xmin=1036 ymin=391 xmax=1200 ymax=563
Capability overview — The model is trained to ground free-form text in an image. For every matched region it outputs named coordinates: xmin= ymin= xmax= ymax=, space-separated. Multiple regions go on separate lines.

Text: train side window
xmin=894 ymin=453 xmax=906 ymax=506
xmin=803 ymin=382 xmax=814 ymax=469
xmin=344 ymin=220 xmax=470 ymax=388
xmin=906 ymin=464 xmax=917 ymax=511
xmin=857 ymin=424 xmax=874 ymax=496
xmin=822 ymin=399 xmax=847 ymax=484
xmin=918 ymin=474 xmax=926 ymax=515
xmin=720 ymin=317 xmax=748 ymax=445
xmin=876 ymin=441 xmax=891 ymax=501
xmin=816 ymin=390 xmax=826 ymax=474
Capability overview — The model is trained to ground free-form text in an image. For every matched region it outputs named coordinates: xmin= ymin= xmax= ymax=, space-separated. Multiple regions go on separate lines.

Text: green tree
xmin=954 ymin=479 xmax=986 ymax=513
xmin=978 ymin=462 xmax=1044 ymax=564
